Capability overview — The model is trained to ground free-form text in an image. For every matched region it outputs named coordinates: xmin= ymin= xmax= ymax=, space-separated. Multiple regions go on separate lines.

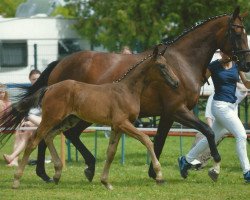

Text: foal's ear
xmin=152 ymin=46 xmax=159 ymax=60
xmin=240 ymin=11 xmax=248 ymax=20
xmin=232 ymin=6 xmax=240 ymax=20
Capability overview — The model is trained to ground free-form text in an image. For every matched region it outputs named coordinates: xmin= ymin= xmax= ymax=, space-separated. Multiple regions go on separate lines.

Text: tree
xmin=0 ymin=0 xmax=26 ymax=17
xmin=53 ymin=0 xmax=250 ymax=52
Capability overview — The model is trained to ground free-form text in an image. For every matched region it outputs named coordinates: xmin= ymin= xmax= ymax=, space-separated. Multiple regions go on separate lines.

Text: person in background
xmin=121 ymin=46 xmax=132 ymax=54
xmin=3 ymin=69 xmax=42 ymax=167
xmin=178 ymin=51 xmax=250 ymax=183
xmin=0 ymin=83 xmax=11 ymax=116
xmin=190 ymin=82 xmax=248 ymax=168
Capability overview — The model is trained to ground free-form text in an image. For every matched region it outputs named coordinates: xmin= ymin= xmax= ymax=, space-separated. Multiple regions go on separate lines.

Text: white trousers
xmin=186 ymin=100 xmax=250 ymax=174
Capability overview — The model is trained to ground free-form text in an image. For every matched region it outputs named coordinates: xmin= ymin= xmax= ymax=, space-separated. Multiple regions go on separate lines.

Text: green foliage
xmin=53 ymin=0 xmax=250 ymax=52
xmin=0 ymin=0 xmax=26 ymax=17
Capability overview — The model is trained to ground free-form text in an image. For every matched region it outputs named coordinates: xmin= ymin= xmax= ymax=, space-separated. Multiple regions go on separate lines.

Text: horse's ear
xmin=152 ymin=46 xmax=159 ymax=60
xmin=232 ymin=6 xmax=240 ymax=20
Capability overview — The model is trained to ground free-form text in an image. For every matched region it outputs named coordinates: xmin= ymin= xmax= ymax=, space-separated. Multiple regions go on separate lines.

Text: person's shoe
xmin=178 ymin=156 xmax=192 ymax=179
xmin=243 ymin=171 xmax=250 ymax=183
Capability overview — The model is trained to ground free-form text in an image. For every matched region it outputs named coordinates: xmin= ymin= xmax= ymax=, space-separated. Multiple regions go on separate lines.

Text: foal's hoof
xmin=156 ymin=179 xmax=165 ymax=185
xmin=208 ymin=168 xmax=219 ymax=182
xmin=101 ymin=181 xmax=114 ymax=190
xmin=12 ymin=180 xmax=20 ymax=189
xmin=84 ymin=167 xmax=95 ymax=182
xmin=53 ymin=177 xmax=60 ymax=185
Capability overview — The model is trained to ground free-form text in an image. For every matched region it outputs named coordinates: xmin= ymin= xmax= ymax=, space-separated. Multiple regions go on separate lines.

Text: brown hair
xmin=29 ymin=69 xmax=41 ymax=79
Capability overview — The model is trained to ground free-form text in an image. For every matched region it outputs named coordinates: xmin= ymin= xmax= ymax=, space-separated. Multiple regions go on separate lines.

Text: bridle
xmin=227 ymin=15 xmax=250 ymax=62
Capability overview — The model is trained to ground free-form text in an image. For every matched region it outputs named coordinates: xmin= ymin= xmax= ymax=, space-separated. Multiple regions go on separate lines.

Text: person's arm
xmin=239 ymin=71 xmax=250 ymax=89
xmin=27 ymin=114 xmax=41 ymax=126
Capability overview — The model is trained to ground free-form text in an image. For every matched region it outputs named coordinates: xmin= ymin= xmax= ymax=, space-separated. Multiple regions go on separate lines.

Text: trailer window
xmin=0 ymin=41 xmax=27 ymax=67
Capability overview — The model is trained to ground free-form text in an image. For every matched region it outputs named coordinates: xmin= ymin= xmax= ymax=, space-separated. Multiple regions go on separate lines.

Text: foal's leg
xmin=44 ymin=132 xmax=63 ymax=184
xmin=12 ymin=132 xmax=43 ymax=189
xmin=119 ymin=120 xmax=163 ymax=183
xmin=101 ymin=130 xmax=121 ymax=190
xmin=63 ymin=121 xmax=96 ymax=182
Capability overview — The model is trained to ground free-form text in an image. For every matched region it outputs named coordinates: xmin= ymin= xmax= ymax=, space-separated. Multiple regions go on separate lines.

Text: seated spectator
xmin=3 ymin=70 xmax=42 ymax=167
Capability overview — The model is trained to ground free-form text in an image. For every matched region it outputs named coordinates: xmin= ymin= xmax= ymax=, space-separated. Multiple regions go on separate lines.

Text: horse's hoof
xmin=156 ymin=179 xmax=165 ymax=185
xmin=37 ymin=172 xmax=53 ymax=183
xmin=45 ymin=178 xmax=54 ymax=183
xmin=84 ymin=167 xmax=95 ymax=182
xmin=53 ymin=177 xmax=60 ymax=185
xmin=148 ymin=166 xmax=156 ymax=180
xmin=12 ymin=180 xmax=20 ymax=189
xmin=208 ymin=168 xmax=219 ymax=182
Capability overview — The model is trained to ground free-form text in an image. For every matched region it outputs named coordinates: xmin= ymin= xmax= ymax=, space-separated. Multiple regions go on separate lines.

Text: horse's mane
xmin=115 ymin=13 xmax=229 ymax=82
xmin=162 ymin=13 xmax=228 ymax=46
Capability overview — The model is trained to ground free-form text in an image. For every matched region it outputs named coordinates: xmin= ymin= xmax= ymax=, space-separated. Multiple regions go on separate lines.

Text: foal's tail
xmin=0 ymin=87 xmax=47 ymax=148
xmin=15 ymin=60 xmax=59 ymax=101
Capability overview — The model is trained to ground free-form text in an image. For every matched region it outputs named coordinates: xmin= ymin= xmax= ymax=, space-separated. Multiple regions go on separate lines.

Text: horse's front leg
xmin=13 ymin=134 xmax=42 ymax=189
xmin=101 ymin=130 xmax=121 ymax=190
xmin=63 ymin=121 xmax=96 ymax=182
xmin=174 ymin=106 xmax=221 ymax=180
xmin=148 ymin=116 xmax=174 ymax=179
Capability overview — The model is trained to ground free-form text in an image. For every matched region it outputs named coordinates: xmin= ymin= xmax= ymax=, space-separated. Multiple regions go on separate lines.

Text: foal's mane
xmin=114 ymin=13 xmax=229 ymax=83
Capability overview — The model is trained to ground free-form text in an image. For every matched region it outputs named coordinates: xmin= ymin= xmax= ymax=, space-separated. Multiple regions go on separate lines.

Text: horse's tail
xmin=15 ymin=60 xmax=59 ymax=101
xmin=0 ymin=87 xmax=47 ymax=148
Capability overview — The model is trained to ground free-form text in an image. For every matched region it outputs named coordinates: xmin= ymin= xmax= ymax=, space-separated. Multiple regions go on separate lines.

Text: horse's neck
xmin=168 ymin=17 xmax=227 ymax=81
xmin=122 ymin=60 xmax=152 ymax=95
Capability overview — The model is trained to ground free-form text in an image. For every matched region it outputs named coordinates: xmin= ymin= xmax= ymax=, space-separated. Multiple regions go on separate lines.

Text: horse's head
xmin=220 ymin=7 xmax=250 ymax=72
xmin=151 ymin=47 xmax=179 ymax=89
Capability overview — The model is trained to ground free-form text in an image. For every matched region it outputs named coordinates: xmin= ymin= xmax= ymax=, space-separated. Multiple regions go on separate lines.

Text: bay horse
xmin=10 ymin=47 xmax=179 ymax=189
xmin=1 ymin=7 xmax=250 ymax=183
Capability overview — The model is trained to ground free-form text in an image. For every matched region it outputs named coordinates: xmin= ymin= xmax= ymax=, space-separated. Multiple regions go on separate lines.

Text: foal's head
xmin=219 ymin=7 xmax=250 ymax=72
xmin=147 ymin=47 xmax=179 ymax=89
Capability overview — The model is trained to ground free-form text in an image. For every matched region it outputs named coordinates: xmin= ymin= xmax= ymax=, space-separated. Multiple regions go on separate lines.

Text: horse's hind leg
xmin=119 ymin=120 xmax=163 ymax=183
xmin=63 ymin=120 xmax=96 ymax=182
xmin=36 ymin=139 xmax=53 ymax=182
xmin=148 ymin=117 xmax=174 ymax=179
xmin=13 ymin=132 xmax=43 ymax=189
xmin=174 ymin=106 xmax=221 ymax=179
xmin=101 ymin=130 xmax=121 ymax=190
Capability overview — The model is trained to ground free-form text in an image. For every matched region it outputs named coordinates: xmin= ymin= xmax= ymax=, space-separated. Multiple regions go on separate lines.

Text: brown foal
xmin=12 ymin=47 xmax=179 ymax=189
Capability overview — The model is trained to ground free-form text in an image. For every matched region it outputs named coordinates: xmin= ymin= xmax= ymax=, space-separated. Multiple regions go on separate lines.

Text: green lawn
xmin=0 ymin=133 xmax=250 ymax=200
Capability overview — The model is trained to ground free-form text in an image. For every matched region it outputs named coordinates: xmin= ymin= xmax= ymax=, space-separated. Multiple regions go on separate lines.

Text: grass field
xmin=0 ymin=132 xmax=250 ymax=200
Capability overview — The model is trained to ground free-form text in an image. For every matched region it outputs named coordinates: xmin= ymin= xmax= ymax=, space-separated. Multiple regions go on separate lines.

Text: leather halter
xmin=227 ymin=15 xmax=250 ymax=62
